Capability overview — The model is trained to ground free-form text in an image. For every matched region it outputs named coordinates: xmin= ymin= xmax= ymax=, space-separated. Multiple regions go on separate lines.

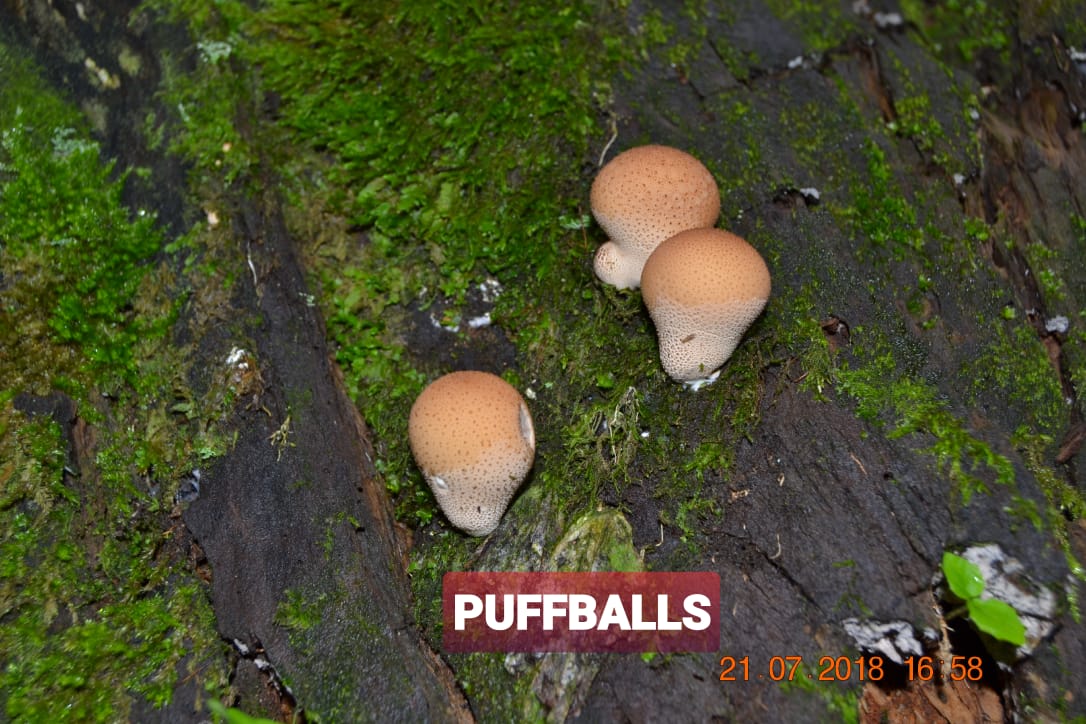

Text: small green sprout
xmin=207 ymin=699 xmax=280 ymax=724
xmin=941 ymin=551 xmax=1026 ymax=647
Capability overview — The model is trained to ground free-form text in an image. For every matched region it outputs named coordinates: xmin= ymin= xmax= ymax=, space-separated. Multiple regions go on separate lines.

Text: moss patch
xmin=0 ymin=41 xmax=230 ymax=720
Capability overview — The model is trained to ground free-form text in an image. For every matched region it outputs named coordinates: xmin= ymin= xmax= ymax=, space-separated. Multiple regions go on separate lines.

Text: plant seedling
xmin=941 ymin=551 xmax=1026 ymax=647
xmin=207 ymin=699 xmax=280 ymax=724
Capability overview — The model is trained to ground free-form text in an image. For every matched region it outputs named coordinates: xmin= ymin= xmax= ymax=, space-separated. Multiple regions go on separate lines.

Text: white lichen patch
xmin=478 ymin=277 xmax=503 ymax=303
xmin=1045 ymin=316 xmax=1069 ymax=334
xmin=682 ymin=368 xmax=721 ymax=391
xmin=225 ymin=347 xmax=249 ymax=367
xmin=841 ymin=619 xmax=929 ymax=665
xmin=197 ymin=39 xmax=234 ymax=65
xmin=873 ymin=11 xmax=904 ymax=29
xmin=467 ymin=313 xmax=492 ymax=329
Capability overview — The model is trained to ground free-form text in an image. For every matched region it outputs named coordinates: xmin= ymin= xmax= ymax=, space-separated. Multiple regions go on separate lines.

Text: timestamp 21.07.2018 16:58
xmin=718 ymin=655 xmax=986 ymax=683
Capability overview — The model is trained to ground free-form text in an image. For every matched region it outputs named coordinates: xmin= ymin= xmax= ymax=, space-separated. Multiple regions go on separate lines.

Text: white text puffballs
xmin=408 ymin=371 xmax=535 ymax=536
xmin=591 ymin=145 xmax=720 ymax=290
xmin=641 ymin=228 xmax=771 ymax=383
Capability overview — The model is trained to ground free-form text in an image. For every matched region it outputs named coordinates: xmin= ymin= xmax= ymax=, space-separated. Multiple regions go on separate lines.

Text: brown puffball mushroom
xmin=408 ymin=371 xmax=535 ymax=536
xmin=641 ymin=228 xmax=771 ymax=385
xmin=591 ymin=145 xmax=720 ymax=290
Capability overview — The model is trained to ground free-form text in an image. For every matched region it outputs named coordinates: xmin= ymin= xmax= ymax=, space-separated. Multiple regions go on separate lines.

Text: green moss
xmin=549 ymin=508 xmax=641 ymax=572
xmin=839 ymin=140 xmax=926 ymax=261
xmin=276 ymin=587 xmax=326 ymax=635
xmin=1012 ymin=427 xmax=1086 ymax=610
xmin=709 ymin=96 xmax=774 ymax=214
xmin=1 ymin=587 xmax=209 ymax=719
xmin=782 ymin=65 xmax=1057 ymax=514
xmin=0 ymin=41 xmax=232 ymax=719
xmin=0 ymin=102 xmax=171 ymax=391
xmin=879 ymin=44 xmax=984 ymax=178
xmin=763 ymin=0 xmax=858 ymax=53
xmin=248 ymin=0 xmax=614 ymax=296
xmin=153 ymin=23 xmax=257 ymax=187
xmin=1023 ymin=240 xmax=1070 ymax=303
xmin=415 ymin=508 xmax=642 ymax=720
xmin=836 ymin=330 xmax=1015 ymax=503
xmin=768 ymin=278 xmax=836 ymax=399
xmin=407 ymin=533 xmax=475 ymax=657
xmin=0 ymin=393 xmax=227 ymax=719
xmin=899 ymin=0 xmax=1013 ymax=67
xmin=889 ymin=92 xmax=947 ymax=154
xmin=634 ymin=0 xmax=712 ymax=75
xmin=973 ymin=318 xmax=1065 ymax=436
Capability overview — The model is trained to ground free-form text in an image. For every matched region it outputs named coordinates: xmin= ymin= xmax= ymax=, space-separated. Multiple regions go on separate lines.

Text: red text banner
xmin=443 ymin=571 xmax=720 ymax=653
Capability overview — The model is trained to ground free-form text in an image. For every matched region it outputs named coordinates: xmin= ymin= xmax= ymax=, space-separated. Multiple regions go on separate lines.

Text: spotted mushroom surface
xmin=408 ymin=370 xmax=535 ymax=536
xmin=641 ymin=228 xmax=771 ymax=383
xmin=590 ymin=144 xmax=720 ymax=289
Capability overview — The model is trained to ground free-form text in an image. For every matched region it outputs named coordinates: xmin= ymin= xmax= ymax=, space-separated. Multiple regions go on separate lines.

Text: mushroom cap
xmin=641 ymin=228 xmax=771 ymax=382
xmin=590 ymin=145 xmax=720 ymax=290
xmin=408 ymin=371 xmax=535 ymax=536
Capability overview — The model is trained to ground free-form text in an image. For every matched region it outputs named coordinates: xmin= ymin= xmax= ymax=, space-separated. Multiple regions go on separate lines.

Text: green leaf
xmin=942 ymin=552 xmax=985 ymax=600
xmin=207 ymin=699 xmax=280 ymax=724
xmin=967 ymin=597 xmax=1026 ymax=646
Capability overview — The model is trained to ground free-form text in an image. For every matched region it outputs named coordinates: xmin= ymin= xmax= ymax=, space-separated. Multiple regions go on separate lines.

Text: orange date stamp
xmin=719 ymin=655 xmax=985 ymax=682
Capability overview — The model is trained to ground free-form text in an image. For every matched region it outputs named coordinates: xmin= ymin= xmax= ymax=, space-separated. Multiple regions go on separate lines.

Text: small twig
xmin=268 ymin=414 xmax=294 ymax=461
xmin=769 ymin=533 xmax=782 ymax=560
xmin=598 ymin=117 xmax=618 ymax=167
xmin=246 ymin=240 xmax=258 ymax=288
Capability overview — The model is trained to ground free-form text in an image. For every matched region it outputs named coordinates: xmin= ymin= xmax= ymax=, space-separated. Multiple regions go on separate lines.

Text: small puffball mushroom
xmin=408 ymin=371 xmax=535 ymax=536
xmin=641 ymin=228 xmax=771 ymax=384
xmin=591 ymin=144 xmax=720 ymax=290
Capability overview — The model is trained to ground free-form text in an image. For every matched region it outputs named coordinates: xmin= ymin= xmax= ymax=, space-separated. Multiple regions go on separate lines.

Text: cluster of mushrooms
xmin=592 ymin=144 xmax=771 ymax=384
xmin=408 ymin=144 xmax=771 ymax=536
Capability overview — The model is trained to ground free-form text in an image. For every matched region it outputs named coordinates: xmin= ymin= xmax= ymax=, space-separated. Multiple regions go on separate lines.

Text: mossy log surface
xmin=2 ymin=0 xmax=1085 ymax=722
xmin=1 ymin=2 xmax=470 ymax=721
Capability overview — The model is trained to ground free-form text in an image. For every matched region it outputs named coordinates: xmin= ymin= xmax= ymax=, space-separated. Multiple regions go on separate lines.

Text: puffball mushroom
xmin=640 ymin=228 xmax=771 ymax=384
xmin=408 ymin=371 xmax=535 ymax=536
xmin=591 ymin=144 xmax=721 ymax=290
